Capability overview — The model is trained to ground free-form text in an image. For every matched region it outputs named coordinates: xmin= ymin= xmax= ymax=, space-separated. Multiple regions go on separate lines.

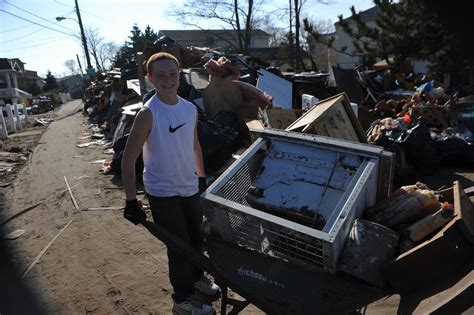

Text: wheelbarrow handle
xmin=138 ymin=219 xmax=225 ymax=286
xmin=138 ymin=219 xmax=254 ymax=314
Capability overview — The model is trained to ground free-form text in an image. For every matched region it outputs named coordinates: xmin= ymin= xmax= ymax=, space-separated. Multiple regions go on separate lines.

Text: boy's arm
xmin=121 ymin=108 xmax=152 ymax=201
xmin=194 ymin=114 xmax=205 ymax=178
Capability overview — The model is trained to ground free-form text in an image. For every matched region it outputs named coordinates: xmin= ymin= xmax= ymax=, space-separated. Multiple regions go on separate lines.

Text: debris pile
xmin=74 ymin=36 xmax=474 ymax=311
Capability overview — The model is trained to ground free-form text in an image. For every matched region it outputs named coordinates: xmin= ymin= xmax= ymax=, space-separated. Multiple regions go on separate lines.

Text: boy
xmin=121 ymin=52 xmax=219 ymax=315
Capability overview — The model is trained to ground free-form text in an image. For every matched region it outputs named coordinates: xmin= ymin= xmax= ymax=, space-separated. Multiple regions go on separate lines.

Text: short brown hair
xmin=146 ymin=52 xmax=180 ymax=75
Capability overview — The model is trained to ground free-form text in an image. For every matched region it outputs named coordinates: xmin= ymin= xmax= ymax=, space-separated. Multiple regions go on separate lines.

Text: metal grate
xmin=218 ymin=162 xmax=253 ymax=206
xmin=212 ymin=161 xmax=325 ymax=270
xmin=210 ymin=204 xmax=325 ymax=269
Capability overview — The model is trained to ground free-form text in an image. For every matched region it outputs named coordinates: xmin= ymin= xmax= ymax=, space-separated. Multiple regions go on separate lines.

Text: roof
xmin=159 ymin=29 xmax=270 ymax=38
xmin=336 ymin=6 xmax=380 ymax=25
xmin=0 ymin=58 xmax=13 ymax=70
xmin=0 ymin=58 xmax=26 ymax=72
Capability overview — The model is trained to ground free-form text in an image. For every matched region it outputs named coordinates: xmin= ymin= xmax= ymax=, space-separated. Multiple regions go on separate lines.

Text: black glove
xmin=124 ymin=199 xmax=146 ymax=225
xmin=199 ymin=177 xmax=207 ymax=193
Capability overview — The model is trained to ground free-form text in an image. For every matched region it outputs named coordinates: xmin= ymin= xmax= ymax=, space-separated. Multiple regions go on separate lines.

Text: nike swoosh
xmin=169 ymin=123 xmax=186 ymax=133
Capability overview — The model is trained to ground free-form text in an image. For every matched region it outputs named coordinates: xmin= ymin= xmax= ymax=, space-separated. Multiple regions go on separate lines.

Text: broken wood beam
xmin=82 ymin=206 xmax=124 ymax=211
xmin=21 ymin=219 xmax=74 ymax=278
xmin=0 ymin=182 xmax=83 ymax=227
xmin=64 ymin=176 xmax=79 ymax=210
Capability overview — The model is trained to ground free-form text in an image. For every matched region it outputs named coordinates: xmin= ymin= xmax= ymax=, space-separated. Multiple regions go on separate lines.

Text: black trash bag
xmin=395 ymin=118 xmax=439 ymax=175
xmin=197 ymin=110 xmax=241 ymax=173
xmin=110 ymin=135 xmax=144 ymax=178
xmin=432 ymin=136 xmax=474 ymax=167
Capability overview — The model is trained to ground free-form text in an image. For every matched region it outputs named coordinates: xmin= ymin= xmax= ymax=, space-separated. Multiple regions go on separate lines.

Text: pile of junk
xmin=77 ymin=36 xmax=473 ymax=314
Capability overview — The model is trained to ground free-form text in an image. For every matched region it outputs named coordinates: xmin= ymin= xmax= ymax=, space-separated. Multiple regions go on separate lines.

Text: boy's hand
xmin=124 ymin=199 xmax=146 ymax=225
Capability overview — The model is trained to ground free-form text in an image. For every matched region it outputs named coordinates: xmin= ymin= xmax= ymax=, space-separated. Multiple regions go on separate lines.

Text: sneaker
xmin=194 ymin=274 xmax=221 ymax=296
xmin=172 ymin=299 xmax=215 ymax=315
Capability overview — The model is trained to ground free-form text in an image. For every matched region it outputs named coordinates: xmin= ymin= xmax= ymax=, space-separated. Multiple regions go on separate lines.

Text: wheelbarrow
xmin=138 ymin=218 xmax=387 ymax=315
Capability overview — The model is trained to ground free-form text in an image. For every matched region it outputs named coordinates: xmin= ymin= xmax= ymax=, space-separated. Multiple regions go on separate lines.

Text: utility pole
xmin=75 ymin=0 xmax=92 ymax=71
xmin=76 ymin=54 xmax=84 ymax=76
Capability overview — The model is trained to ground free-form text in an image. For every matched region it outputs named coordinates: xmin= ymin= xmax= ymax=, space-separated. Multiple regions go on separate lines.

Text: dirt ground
xmin=0 ymin=100 xmax=473 ymax=314
xmin=0 ymin=100 xmax=262 ymax=314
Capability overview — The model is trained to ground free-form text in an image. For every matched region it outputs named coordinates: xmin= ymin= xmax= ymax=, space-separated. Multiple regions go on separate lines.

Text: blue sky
xmin=0 ymin=0 xmax=374 ymax=77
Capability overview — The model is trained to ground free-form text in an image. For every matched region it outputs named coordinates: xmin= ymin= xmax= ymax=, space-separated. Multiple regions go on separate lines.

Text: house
xmin=308 ymin=32 xmax=339 ymax=72
xmin=332 ymin=6 xmax=429 ymax=73
xmin=332 ymin=6 xmax=381 ymax=70
xmin=0 ymin=58 xmax=36 ymax=104
xmin=157 ymin=29 xmax=270 ymax=52
xmin=57 ymin=74 xmax=84 ymax=99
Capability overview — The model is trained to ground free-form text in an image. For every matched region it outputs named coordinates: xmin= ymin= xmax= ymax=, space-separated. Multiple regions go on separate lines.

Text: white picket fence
xmin=0 ymin=103 xmax=29 ymax=140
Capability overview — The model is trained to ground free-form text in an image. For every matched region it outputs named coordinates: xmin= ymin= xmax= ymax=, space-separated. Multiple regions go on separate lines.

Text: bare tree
xmin=85 ymin=27 xmax=105 ymax=72
xmin=64 ymin=59 xmax=77 ymax=75
xmin=167 ymin=0 xmax=267 ymax=54
xmin=302 ymin=18 xmax=336 ymax=71
xmin=75 ymin=27 xmax=119 ymax=72
xmin=98 ymin=42 xmax=119 ymax=71
xmin=291 ymin=0 xmax=333 ymax=70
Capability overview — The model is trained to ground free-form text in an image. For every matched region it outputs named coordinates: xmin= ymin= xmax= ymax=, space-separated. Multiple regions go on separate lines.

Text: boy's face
xmin=148 ymin=59 xmax=179 ymax=98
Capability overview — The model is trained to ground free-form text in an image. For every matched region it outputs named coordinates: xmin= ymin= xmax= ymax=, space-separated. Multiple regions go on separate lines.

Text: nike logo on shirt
xmin=169 ymin=123 xmax=186 ymax=133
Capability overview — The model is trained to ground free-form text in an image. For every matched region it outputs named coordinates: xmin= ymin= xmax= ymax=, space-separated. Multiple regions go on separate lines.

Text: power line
xmin=0 ymin=36 xmax=72 ymax=52
xmin=3 ymin=0 xmax=77 ymax=33
xmin=54 ymin=0 xmax=74 ymax=8
xmin=0 ymin=23 xmax=35 ymax=34
xmin=52 ymin=0 xmax=115 ymax=24
xmin=81 ymin=8 xmax=115 ymax=24
xmin=1 ymin=26 xmax=48 ymax=45
xmin=0 ymin=8 xmax=75 ymax=36
xmin=0 ymin=9 xmax=75 ymax=34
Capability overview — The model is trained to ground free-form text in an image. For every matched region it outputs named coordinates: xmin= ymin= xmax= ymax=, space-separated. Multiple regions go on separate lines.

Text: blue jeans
xmin=147 ymin=193 xmax=204 ymax=303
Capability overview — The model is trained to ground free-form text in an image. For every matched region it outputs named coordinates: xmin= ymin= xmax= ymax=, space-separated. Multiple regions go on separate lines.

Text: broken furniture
xmin=257 ymin=107 xmax=303 ymax=130
xmin=201 ymin=129 xmax=394 ymax=273
xmin=286 ymin=93 xmax=367 ymax=143
xmin=382 ymin=181 xmax=474 ymax=291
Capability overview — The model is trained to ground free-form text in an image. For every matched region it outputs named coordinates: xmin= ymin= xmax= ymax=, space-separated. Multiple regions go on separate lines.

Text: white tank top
xmin=142 ymin=94 xmax=198 ymax=197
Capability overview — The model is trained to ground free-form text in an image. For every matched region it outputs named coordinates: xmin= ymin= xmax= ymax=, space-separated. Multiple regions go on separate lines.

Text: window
xmin=0 ymin=73 xmax=7 ymax=89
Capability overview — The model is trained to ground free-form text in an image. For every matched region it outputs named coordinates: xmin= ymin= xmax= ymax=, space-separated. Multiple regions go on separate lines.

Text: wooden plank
xmin=21 ymin=219 xmax=74 ymax=278
xmin=64 ymin=176 xmax=79 ymax=210
xmin=83 ymin=207 xmax=124 ymax=211
xmin=245 ymin=119 xmax=264 ymax=130
xmin=453 ymin=181 xmax=474 ymax=243
xmin=407 ymin=206 xmax=454 ymax=242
